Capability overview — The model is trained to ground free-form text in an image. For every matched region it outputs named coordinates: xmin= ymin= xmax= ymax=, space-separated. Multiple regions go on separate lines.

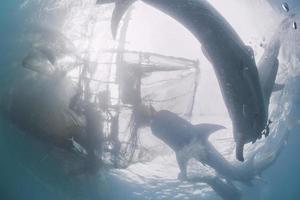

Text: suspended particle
xmin=293 ymin=21 xmax=297 ymax=30
xmin=282 ymin=2 xmax=289 ymax=12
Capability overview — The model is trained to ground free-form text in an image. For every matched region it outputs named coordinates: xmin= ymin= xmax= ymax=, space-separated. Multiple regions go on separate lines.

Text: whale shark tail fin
xmin=193 ymin=123 xmax=226 ymax=140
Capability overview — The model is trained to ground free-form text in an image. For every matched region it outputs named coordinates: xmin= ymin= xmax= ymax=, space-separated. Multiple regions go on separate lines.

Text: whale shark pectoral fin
xmin=236 ymin=140 xmax=245 ymax=162
xmin=272 ymin=83 xmax=284 ymax=92
xmin=111 ymin=0 xmax=136 ymax=39
xmin=193 ymin=123 xmax=226 ymax=140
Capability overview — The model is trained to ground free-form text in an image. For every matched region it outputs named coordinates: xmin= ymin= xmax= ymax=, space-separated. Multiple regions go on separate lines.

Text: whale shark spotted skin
xmin=98 ymin=0 xmax=268 ymax=161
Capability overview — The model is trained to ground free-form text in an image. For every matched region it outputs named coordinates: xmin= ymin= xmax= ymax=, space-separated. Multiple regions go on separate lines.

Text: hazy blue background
xmin=0 ymin=0 xmax=300 ymax=200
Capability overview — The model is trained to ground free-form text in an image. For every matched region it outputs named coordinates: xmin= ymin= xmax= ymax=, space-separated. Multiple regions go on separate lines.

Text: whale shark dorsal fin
xmin=272 ymin=83 xmax=284 ymax=92
xmin=193 ymin=123 xmax=226 ymax=140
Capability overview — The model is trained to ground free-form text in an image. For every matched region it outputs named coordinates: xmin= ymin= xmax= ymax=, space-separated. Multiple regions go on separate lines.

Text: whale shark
xmin=257 ymin=17 xmax=294 ymax=114
xmin=129 ymin=104 xmax=283 ymax=193
xmin=146 ymin=109 xmax=256 ymax=183
xmin=150 ymin=110 xmax=225 ymax=179
xmin=97 ymin=0 xmax=269 ymax=162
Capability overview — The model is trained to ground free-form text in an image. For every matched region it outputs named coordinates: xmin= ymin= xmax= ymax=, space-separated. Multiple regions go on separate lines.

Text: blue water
xmin=264 ymin=128 xmax=300 ymax=200
xmin=1 ymin=0 xmax=300 ymax=200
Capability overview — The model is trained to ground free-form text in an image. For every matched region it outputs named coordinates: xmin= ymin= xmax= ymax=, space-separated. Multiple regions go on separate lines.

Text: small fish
xmin=281 ymin=2 xmax=289 ymax=12
xmin=293 ymin=21 xmax=297 ymax=30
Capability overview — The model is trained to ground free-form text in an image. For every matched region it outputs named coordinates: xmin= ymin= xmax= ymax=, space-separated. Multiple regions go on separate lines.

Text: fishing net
xmin=17 ymin=0 xmax=201 ymax=167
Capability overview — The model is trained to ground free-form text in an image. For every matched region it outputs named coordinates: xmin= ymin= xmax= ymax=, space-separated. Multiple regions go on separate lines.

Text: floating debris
xmin=281 ymin=2 xmax=289 ymax=12
xmin=293 ymin=21 xmax=297 ymax=30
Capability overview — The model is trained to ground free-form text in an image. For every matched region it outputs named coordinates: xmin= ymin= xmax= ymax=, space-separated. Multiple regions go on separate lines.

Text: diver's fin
xmin=111 ymin=0 xmax=136 ymax=39
xmin=236 ymin=141 xmax=245 ymax=162
xmin=193 ymin=123 xmax=226 ymax=140
xmin=272 ymin=83 xmax=284 ymax=92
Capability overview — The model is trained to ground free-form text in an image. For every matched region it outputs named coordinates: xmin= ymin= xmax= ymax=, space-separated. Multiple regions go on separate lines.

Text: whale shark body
xmin=257 ymin=17 xmax=293 ymax=112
